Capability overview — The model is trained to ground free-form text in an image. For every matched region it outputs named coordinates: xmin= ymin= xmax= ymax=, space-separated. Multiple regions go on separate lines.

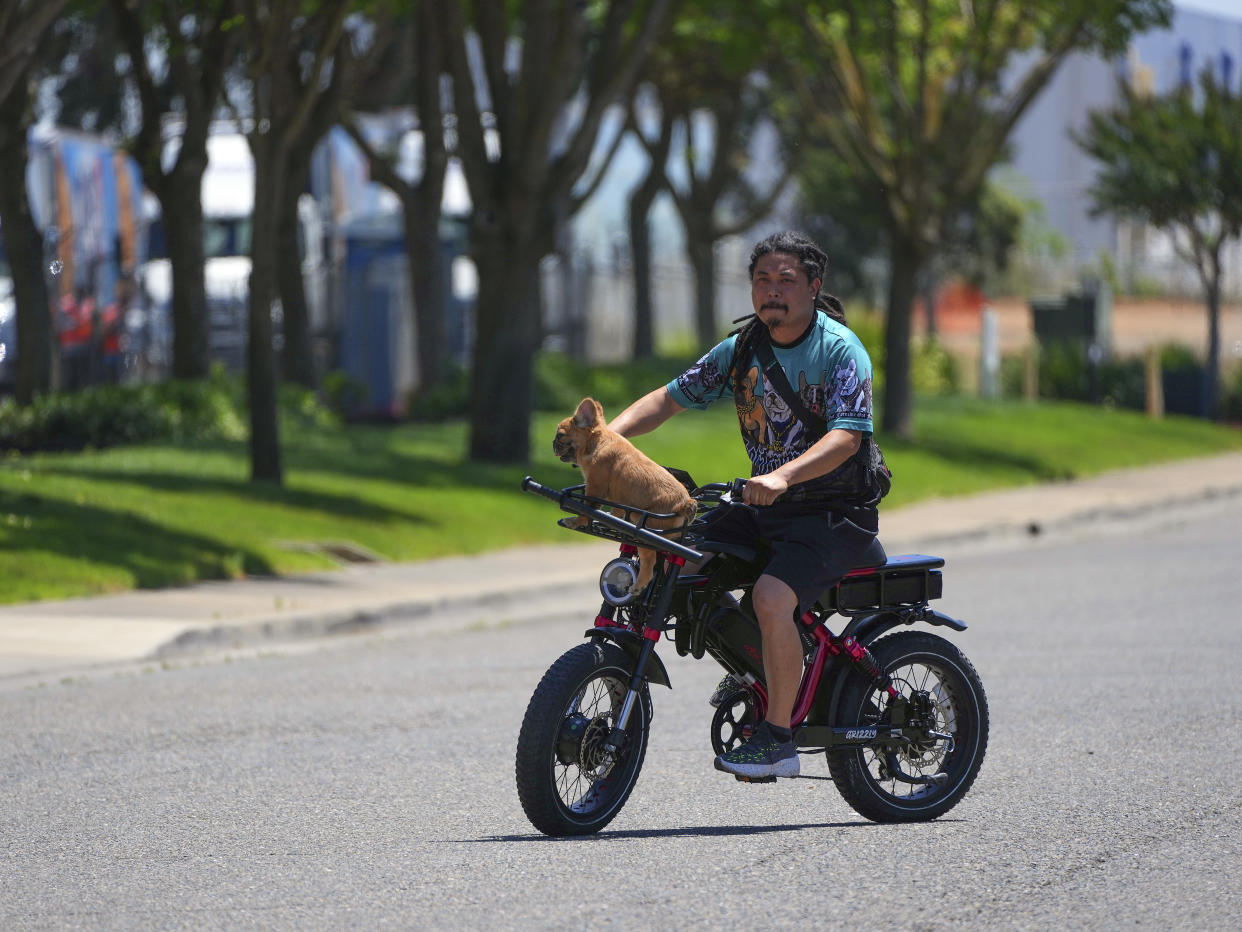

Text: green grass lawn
xmin=0 ymin=396 xmax=1239 ymax=605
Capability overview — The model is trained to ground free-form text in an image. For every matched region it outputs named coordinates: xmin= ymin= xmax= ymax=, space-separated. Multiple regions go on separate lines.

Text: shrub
xmin=1037 ymin=341 xmax=1091 ymax=401
xmin=1097 ymin=357 xmax=1146 ymax=410
xmin=910 ymin=339 xmax=960 ymax=396
xmin=999 ymin=341 xmax=1222 ymax=416
xmin=1159 ymin=343 xmax=1200 ymax=372
xmin=0 ymin=367 xmax=337 ymax=454
xmin=405 ymin=364 xmax=470 ymax=422
xmin=321 ymin=369 xmax=370 ymax=419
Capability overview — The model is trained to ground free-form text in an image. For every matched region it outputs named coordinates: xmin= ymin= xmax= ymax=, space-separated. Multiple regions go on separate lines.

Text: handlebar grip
xmin=730 ymin=477 xmax=748 ymax=500
xmin=521 ymin=476 xmax=563 ymax=503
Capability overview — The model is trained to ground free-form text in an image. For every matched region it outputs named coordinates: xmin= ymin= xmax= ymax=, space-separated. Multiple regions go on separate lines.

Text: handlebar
xmin=521 ymin=476 xmax=704 ymax=561
xmin=681 ymin=477 xmax=748 ymax=504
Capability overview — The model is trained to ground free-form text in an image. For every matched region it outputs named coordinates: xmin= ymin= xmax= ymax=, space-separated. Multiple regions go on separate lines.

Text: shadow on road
xmin=458 ymin=820 xmax=879 ymax=842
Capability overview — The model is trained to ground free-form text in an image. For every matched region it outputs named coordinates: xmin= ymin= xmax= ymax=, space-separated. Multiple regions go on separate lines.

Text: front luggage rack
xmin=521 ymin=477 xmax=702 ymax=560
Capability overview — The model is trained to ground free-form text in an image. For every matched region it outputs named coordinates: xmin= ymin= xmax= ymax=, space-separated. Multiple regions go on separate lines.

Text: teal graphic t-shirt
xmin=666 ymin=311 xmax=874 ymax=496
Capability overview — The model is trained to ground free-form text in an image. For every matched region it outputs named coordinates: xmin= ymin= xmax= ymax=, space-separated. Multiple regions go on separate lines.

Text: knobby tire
xmin=827 ymin=631 xmax=989 ymax=823
xmin=515 ymin=642 xmax=651 ymax=836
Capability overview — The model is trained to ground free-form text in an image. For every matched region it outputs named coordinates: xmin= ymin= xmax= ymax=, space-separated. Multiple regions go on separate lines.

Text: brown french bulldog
xmin=554 ymin=397 xmax=697 ymax=595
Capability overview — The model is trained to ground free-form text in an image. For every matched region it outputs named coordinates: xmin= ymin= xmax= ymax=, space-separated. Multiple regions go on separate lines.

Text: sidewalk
xmin=2 ymin=450 xmax=1241 ymax=680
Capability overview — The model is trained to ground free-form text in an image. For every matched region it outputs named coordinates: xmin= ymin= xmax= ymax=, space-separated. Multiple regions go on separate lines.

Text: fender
xmin=585 ymin=628 xmax=672 ymax=689
xmin=841 ymin=606 xmax=967 ymax=647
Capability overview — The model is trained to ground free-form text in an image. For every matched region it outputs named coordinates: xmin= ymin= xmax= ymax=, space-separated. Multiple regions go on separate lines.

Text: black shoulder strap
xmin=753 ymin=337 xmax=828 ymax=440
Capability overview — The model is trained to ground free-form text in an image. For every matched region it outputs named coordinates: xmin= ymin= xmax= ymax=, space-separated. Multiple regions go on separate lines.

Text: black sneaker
xmin=713 ymin=722 xmax=800 ymax=779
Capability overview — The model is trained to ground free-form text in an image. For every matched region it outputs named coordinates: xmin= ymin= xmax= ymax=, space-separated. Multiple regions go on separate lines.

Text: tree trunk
xmin=1204 ymin=261 xmax=1221 ymax=421
xmin=0 ymin=82 xmax=55 ymax=403
xmin=277 ymin=159 xmax=315 ymax=389
xmin=555 ymin=222 xmax=585 ymax=359
xmin=921 ymin=268 xmax=938 ymax=339
xmin=247 ymin=129 xmax=284 ymax=482
xmin=162 ymin=165 xmax=212 ymax=380
xmin=626 ymin=104 xmax=672 ymax=361
xmin=687 ymin=235 xmax=717 ymax=348
xmin=468 ymin=228 xmax=542 ymax=463
xmin=628 ymin=181 xmax=658 ymax=360
xmin=882 ymin=235 xmax=923 ymax=439
xmin=409 ymin=0 xmax=449 ymax=397
xmin=401 ymin=200 xmax=448 ymax=397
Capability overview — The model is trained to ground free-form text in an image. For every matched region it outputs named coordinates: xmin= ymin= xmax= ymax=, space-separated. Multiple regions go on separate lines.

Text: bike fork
xmin=604 ymin=555 xmax=685 ymax=756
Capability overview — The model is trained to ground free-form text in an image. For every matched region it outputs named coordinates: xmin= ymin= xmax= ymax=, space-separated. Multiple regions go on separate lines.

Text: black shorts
xmin=696 ymin=501 xmax=881 ymax=618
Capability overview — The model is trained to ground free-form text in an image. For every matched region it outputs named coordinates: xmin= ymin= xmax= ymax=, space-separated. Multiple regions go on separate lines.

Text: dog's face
xmin=553 ymin=417 xmax=577 ymax=463
xmin=552 ymin=398 xmax=602 ymax=464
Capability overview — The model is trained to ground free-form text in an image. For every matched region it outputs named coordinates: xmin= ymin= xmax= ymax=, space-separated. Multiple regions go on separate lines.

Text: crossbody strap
xmin=753 ymin=336 xmax=828 ymax=440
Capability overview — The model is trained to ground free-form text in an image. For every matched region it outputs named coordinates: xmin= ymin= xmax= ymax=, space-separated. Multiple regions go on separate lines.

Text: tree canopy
xmin=1076 ymin=69 xmax=1242 ymax=418
xmin=784 ymin=0 xmax=1172 ymax=437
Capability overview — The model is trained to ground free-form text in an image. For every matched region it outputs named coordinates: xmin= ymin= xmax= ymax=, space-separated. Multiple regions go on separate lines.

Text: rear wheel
xmin=515 ymin=642 xmax=651 ymax=836
xmin=827 ymin=631 xmax=988 ymax=823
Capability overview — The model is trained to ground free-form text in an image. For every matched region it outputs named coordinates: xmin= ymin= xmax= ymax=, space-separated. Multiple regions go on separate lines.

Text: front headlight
xmin=599 ymin=557 xmax=641 ymax=606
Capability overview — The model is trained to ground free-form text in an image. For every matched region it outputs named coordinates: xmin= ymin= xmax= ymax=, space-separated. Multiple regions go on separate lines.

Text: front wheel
xmin=827 ymin=631 xmax=988 ymax=823
xmin=515 ymin=641 xmax=651 ymax=836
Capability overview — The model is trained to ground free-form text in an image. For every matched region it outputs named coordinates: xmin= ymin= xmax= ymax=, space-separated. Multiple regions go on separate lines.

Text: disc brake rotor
xmin=894 ymin=686 xmax=950 ymax=767
xmin=579 ymin=716 xmax=614 ymax=774
xmin=557 ymin=711 xmax=615 ymax=778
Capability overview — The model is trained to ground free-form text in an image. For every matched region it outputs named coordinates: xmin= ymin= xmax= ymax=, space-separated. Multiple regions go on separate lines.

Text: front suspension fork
xmin=603 ymin=554 xmax=686 ymax=756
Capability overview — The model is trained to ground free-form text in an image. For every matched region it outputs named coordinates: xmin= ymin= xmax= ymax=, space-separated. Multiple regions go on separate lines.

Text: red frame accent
xmin=784 ymin=611 xmax=898 ymax=726
xmin=790 ymin=612 xmax=835 ymax=725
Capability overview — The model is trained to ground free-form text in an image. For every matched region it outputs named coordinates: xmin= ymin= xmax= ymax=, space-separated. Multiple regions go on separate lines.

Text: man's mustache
xmin=761 ymin=302 xmax=788 ymax=311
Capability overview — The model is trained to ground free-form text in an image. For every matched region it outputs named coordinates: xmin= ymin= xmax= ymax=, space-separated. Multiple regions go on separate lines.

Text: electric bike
xmin=515 ymin=472 xmax=988 ymax=837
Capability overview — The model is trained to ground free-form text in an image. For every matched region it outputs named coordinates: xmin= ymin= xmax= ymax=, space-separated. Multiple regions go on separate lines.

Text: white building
xmin=1003 ymin=1 xmax=1242 ymax=297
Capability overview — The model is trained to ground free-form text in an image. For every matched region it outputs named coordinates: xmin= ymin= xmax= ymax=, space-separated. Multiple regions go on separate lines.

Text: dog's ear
xmin=574 ymin=397 xmax=602 ymax=429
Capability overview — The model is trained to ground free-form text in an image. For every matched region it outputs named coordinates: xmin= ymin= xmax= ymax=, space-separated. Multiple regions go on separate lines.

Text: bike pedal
xmin=733 ymin=774 xmax=777 ymax=784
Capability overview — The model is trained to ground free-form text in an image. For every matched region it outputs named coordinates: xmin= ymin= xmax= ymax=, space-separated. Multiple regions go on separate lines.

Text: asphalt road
xmin=2 ymin=496 xmax=1241 ymax=930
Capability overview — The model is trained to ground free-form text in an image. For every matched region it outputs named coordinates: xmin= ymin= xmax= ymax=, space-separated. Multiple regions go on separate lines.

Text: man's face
xmin=750 ymin=251 xmax=819 ymax=332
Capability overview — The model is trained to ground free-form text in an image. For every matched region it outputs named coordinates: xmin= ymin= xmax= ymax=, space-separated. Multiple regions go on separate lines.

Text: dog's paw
xmin=629 ymin=574 xmax=653 ymax=596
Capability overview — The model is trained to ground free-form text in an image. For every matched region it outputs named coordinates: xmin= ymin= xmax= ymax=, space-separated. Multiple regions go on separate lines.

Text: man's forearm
xmin=607 ymin=387 xmax=683 ymax=438
xmin=772 ymin=428 xmax=862 ymax=487
xmin=745 ymin=428 xmax=862 ymax=505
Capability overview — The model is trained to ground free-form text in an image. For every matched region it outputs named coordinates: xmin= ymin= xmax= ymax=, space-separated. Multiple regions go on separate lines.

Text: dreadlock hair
xmin=725 ymin=231 xmax=846 ymax=401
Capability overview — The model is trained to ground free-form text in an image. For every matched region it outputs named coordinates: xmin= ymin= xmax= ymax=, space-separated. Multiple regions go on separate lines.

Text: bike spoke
xmin=859 ymin=658 xmax=962 ymax=802
xmin=552 ymin=673 xmax=626 ymax=813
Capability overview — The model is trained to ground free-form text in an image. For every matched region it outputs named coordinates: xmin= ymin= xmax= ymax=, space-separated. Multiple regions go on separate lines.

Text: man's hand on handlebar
xmin=742 ymin=473 xmax=788 ymax=506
